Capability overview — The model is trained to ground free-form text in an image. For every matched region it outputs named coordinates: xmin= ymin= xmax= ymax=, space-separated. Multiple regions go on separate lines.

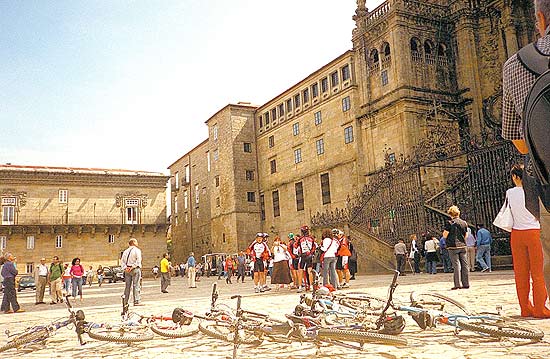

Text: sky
xmin=1 ymin=0 xmax=384 ymax=174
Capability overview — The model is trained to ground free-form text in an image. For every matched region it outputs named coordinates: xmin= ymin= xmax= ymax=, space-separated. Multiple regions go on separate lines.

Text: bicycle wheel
xmin=150 ymin=323 xmax=199 ymax=338
xmin=339 ymin=294 xmax=387 ymax=312
xmin=198 ymin=321 xmax=262 ymax=345
xmin=457 ymin=320 xmax=544 ymax=340
xmin=0 ymin=329 xmax=48 ymax=353
xmin=87 ymin=325 xmax=154 ymax=343
xmin=410 ymin=292 xmax=470 ymax=315
xmin=317 ymin=328 xmax=407 ymax=346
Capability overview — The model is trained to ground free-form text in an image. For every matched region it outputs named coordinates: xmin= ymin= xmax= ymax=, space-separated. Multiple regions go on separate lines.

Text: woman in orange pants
xmin=507 ymin=165 xmax=550 ymax=318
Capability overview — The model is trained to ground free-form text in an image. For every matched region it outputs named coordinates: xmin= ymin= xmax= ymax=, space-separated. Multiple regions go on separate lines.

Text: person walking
xmin=35 ymin=257 xmax=48 ymax=304
xmin=271 ymin=236 xmax=292 ymax=290
xmin=70 ymin=258 xmax=85 ymax=301
xmin=96 ymin=265 xmax=104 ymax=287
xmin=443 ymin=205 xmax=470 ymax=290
xmin=121 ymin=238 xmax=143 ymax=307
xmin=507 ymin=164 xmax=550 ymax=317
xmin=236 ymin=251 xmax=246 ymax=283
xmin=160 ymin=253 xmax=171 ymax=293
xmin=1 ymin=252 xmax=24 ymax=313
xmin=49 ymin=256 xmax=64 ymax=304
xmin=424 ymin=236 xmax=439 ymax=274
xmin=476 ymin=224 xmax=493 ymax=272
xmin=465 ymin=228 xmax=477 ymax=272
xmin=187 ymin=252 xmax=197 ymax=288
xmin=62 ymin=263 xmax=71 ymax=295
xmin=86 ymin=265 xmax=94 ymax=287
xmin=224 ymin=256 xmax=234 ymax=284
xmin=502 ymin=0 xmax=550 ymax=297
xmin=394 ymin=239 xmax=407 ymax=275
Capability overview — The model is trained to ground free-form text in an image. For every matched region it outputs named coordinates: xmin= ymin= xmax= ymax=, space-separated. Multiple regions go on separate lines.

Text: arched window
xmin=424 ymin=40 xmax=434 ymax=55
xmin=410 ymin=37 xmax=422 ymax=62
xmin=437 ymin=43 xmax=447 ymax=56
xmin=382 ymin=42 xmax=391 ymax=57
xmin=370 ymin=49 xmax=379 ymax=64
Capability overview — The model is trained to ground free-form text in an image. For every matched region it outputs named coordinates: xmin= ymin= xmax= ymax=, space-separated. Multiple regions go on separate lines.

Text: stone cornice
xmin=0 ymin=223 xmax=168 ymax=237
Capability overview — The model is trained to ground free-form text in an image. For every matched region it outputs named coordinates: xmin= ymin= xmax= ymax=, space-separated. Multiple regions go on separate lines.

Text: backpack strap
xmin=517 ymin=43 xmax=550 ymax=77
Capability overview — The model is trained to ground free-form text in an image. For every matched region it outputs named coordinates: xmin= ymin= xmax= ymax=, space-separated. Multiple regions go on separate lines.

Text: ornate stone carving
xmin=1 ymin=189 xmax=27 ymax=208
xmin=115 ymin=193 xmax=149 ymax=208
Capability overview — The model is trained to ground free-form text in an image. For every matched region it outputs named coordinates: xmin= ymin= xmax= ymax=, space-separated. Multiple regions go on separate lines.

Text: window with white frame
xmin=243 ymin=142 xmax=252 ymax=153
xmin=344 ymin=125 xmax=354 ymax=144
xmin=342 ymin=96 xmax=351 ymax=112
xmin=125 ymin=199 xmax=139 ymax=224
xmin=27 ymin=235 xmax=35 ymax=250
xmin=174 ymin=195 xmax=178 ymax=214
xmin=26 ymin=263 xmax=34 ymax=273
xmin=175 ymin=172 xmax=179 ymax=189
xmin=184 ymin=190 xmax=188 ymax=209
xmin=292 ymin=122 xmax=299 ymax=136
xmin=316 ymin=138 xmax=325 ymax=155
xmin=108 ymin=234 xmax=115 ymax=243
xmin=294 ymin=148 xmax=302 ymax=164
xmin=195 ymin=184 xmax=200 ymax=205
xmin=55 ymin=235 xmax=63 ymax=248
xmin=58 ymin=190 xmax=68 ymax=203
xmin=0 ymin=236 xmax=6 ymax=251
xmin=184 ymin=165 xmax=190 ymax=183
xmin=342 ymin=64 xmax=351 ymax=81
xmin=207 ymin=151 xmax=211 ymax=172
xmin=213 ymin=149 xmax=219 ymax=161
xmin=2 ymin=197 xmax=16 ymax=225
xmin=213 ymin=125 xmax=218 ymax=141
xmin=314 ymin=111 xmax=322 ymax=125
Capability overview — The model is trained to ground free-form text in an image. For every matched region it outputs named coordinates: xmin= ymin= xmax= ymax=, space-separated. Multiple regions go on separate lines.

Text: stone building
xmin=0 ymin=164 xmax=169 ymax=274
xmin=169 ymin=0 xmax=534 ymax=269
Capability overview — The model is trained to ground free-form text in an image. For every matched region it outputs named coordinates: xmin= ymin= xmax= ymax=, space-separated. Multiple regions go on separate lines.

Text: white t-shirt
xmin=506 ymin=187 xmax=540 ymax=230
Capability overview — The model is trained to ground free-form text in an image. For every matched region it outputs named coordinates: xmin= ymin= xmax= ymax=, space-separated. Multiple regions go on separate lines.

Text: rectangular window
xmin=247 ymin=192 xmax=256 ymax=202
xmin=303 ymin=88 xmax=309 ymax=103
xmin=259 ymin=116 xmax=263 ymax=127
xmin=184 ymin=165 xmax=190 ymax=183
xmin=174 ymin=195 xmax=178 ymax=214
xmin=272 ymin=190 xmax=280 ymax=217
xmin=26 ymin=263 xmax=33 ymax=274
xmin=260 ymin=194 xmax=265 ymax=221
xmin=316 ymin=138 xmax=325 ymax=155
xmin=331 ymin=71 xmax=339 ymax=87
xmin=344 ymin=125 xmax=354 ymax=144
xmin=27 ymin=235 xmax=35 ymax=250
xmin=195 ymin=184 xmax=200 ymax=204
xmin=0 ymin=236 xmax=6 ymax=250
xmin=264 ymin=111 xmax=270 ymax=124
xmin=270 ymin=159 xmax=277 ymax=174
xmin=243 ymin=142 xmax=252 ymax=153
xmin=286 ymin=99 xmax=293 ymax=112
xmin=295 ymin=182 xmax=304 ymax=211
xmin=381 ymin=70 xmax=389 ymax=86
xmin=278 ymin=104 xmax=284 ymax=117
xmin=55 ymin=235 xmax=63 ymax=249
xmin=213 ymin=125 xmax=218 ymax=141
xmin=320 ymin=173 xmax=331 ymax=205
xmin=268 ymin=135 xmax=275 ymax=148
xmin=2 ymin=205 xmax=15 ymax=225
xmin=175 ymin=172 xmax=179 ymax=189
xmin=292 ymin=122 xmax=299 ymax=136
xmin=58 ymin=190 xmax=68 ymax=204
xmin=184 ymin=190 xmax=188 ymax=209
xmin=314 ymin=111 xmax=322 ymax=125
xmin=342 ymin=64 xmax=350 ymax=81
xmin=215 ymin=175 xmax=220 ymax=187
xmin=108 ymin=234 xmax=115 ymax=243
xmin=294 ymin=94 xmax=301 ymax=108
xmin=213 ymin=149 xmax=219 ymax=161
xmin=312 ymin=83 xmax=319 ymax=98
xmin=342 ymin=96 xmax=351 ymax=112
xmin=271 ymin=108 xmax=277 ymax=121
xmin=321 ymin=77 xmax=328 ymax=93
xmin=216 ymin=197 xmax=220 ymax=207
xmin=207 ymin=151 xmax=211 ymax=172
xmin=294 ymin=148 xmax=302 ymax=164
xmin=125 ymin=207 xmax=138 ymax=224
xmin=245 ymin=170 xmax=255 ymax=181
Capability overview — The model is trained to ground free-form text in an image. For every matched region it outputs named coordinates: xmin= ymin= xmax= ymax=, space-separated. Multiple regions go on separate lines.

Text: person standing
xmin=507 ymin=164 xmax=550 ymax=317
xmin=96 ymin=265 xmax=104 ymax=287
xmin=224 ymin=256 xmax=234 ymax=284
xmin=465 ymin=227 xmax=477 ymax=272
xmin=502 ymin=0 xmax=550 ymax=298
xmin=1 ymin=253 xmax=24 ymax=313
xmin=271 ymin=237 xmax=292 ymax=290
xmin=160 ymin=253 xmax=171 ymax=293
xmin=476 ymin=224 xmax=493 ymax=272
xmin=70 ymin=258 xmax=85 ymax=301
xmin=348 ymin=237 xmax=358 ymax=280
xmin=62 ymin=263 xmax=71 ymax=295
xmin=321 ymin=229 xmax=339 ymax=290
xmin=49 ymin=256 xmax=64 ymax=304
xmin=297 ymin=226 xmax=315 ymax=292
xmin=394 ymin=239 xmax=407 ymax=275
xmin=86 ymin=265 xmax=94 ymax=287
xmin=236 ymin=251 xmax=246 ymax=283
xmin=410 ymin=234 xmax=421 ymax=274
xmin=443 ymin=205 xmax=470 ymax=290
xmin=187 ymin=252 xmax=197 ymax=288
xmin=35 ymin=257 xmax=48 ymax=304
xmin=424 ymin=236 xmax=439 ymax=274
xmin=247 ymin=233 xmax=271 ymax=293
xmin=336 ymin=230 xmax=352 ymax=288
xmin=121 ymin=238 xmax=143 ymax=307
xmin=439 ymin=236 xmax=453 ymax=273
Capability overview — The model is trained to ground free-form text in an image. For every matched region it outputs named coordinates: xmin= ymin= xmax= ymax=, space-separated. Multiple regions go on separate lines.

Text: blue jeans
xmin=123 ymin=267 xmax=141 ymax=305
xmin=322 ymin=257 xmax=338 ymax=289
xmin=476 ymin=244 xmax=491 ymax=271
xmin=71 ymin=277 xmax=83 ymax=298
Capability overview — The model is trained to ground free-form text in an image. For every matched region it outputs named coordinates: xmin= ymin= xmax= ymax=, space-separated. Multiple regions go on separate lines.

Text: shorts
xmin=253 ymin=259 xmax=265 ymax=273
xmin=291 ymin=258 xmax=300 ymax=270
xmin=299 ymin=255 xmax=312 ymax=270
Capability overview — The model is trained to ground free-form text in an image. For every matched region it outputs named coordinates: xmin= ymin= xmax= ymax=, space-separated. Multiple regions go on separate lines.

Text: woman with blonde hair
xmin=442 ymin=205 xmax=470 ymax=290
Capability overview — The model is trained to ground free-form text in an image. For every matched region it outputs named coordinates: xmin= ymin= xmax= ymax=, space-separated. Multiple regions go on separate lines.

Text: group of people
xmin=244 ymin=225 xmax=358 ymax=294
xmin=155 ymin=251 xmax=198 ymax=295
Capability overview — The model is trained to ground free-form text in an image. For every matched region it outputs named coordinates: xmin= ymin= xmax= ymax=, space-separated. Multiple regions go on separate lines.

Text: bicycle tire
xmin=198 ymin=322 xmax=262 ymax=345
xmin=0 ymin=329 xmax=49 ymax=353
xmin=150 ymin=323 xmax=199 ymax=338
xmin=339 ymin=295 xmax=388 ymax=312
xmin=316 ymin=328 xmax=407 ymax=346
xmin=410 ymin=292 xmax=470 ymax=315
xmin=87 ymin=326 xmax=154 ymax=343
xmin=456 ymin=320 xmax=544 ymax=341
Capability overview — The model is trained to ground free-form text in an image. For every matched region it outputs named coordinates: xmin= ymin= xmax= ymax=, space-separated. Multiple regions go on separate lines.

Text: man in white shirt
xmin=121 ymin=238 xmax=143 ymax=308
xmin=35 ymin=258 xmax=49 ymax=304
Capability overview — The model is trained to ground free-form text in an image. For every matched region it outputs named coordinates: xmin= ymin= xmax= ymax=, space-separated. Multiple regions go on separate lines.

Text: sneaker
xmin=481 ymin=268 xmax=489 ymax=273
xmin=341 ymin=283 xmax=349 ymax=288
xmin=255 ymin=287 xmax=260 ymax=293
xmin=259 ymin=287 xmax=265 ymax=292
xmin=263 ymin=286 xmax=271 ymax=292
xmin=297 ymin=286 xmax=305 ymax=293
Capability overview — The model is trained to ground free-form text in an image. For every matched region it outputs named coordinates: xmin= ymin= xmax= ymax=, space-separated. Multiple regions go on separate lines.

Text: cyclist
xmin=288 ymin=233 xmax=300 ymax=289
xmin=297 ymin=225 xmax=316 ymax=292
xmin=247 ymin=233 xmax=272 ymax=293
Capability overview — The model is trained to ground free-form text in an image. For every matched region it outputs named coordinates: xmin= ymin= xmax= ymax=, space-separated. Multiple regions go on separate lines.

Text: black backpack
xmin=517 ymin=43 xmax=550 ymax=212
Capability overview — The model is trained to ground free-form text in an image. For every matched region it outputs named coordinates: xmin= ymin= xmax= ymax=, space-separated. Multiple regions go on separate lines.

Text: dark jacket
xmin=444 ymin=218 xmax=468 ymax=248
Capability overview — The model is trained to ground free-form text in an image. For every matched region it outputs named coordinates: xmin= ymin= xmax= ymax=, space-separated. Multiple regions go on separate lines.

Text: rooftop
xmin=0 ymin=163 xmax=167 ymax=177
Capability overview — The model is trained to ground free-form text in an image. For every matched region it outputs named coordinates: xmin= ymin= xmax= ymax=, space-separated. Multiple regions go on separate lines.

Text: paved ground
xmin=1 ymin=271 xmax=550 ymax=359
